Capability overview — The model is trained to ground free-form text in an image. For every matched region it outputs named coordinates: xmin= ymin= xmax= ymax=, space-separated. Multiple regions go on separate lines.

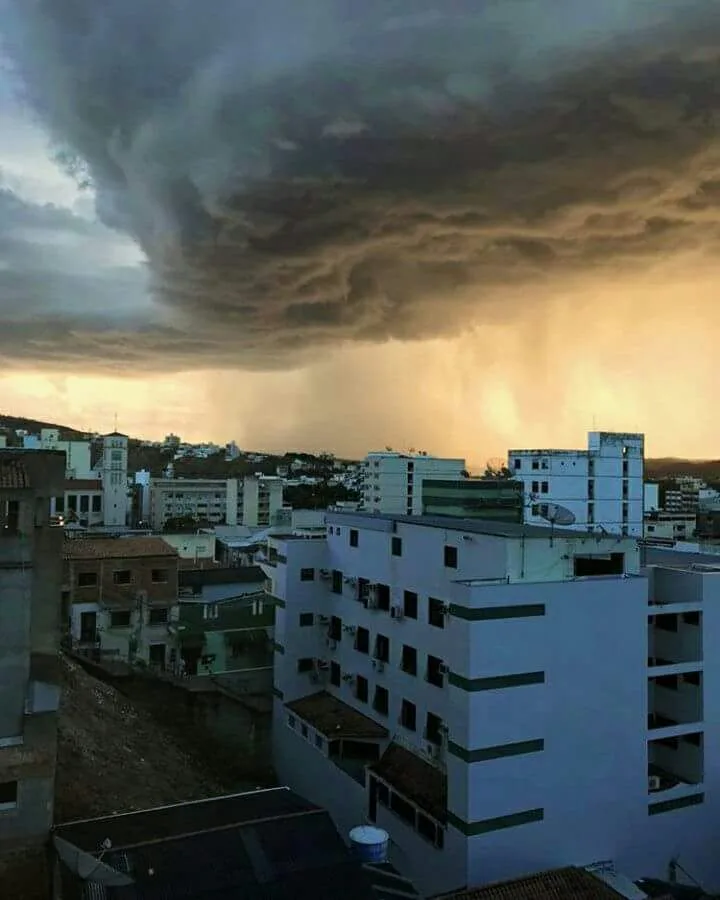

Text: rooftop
xmin=0 ymin=457 xmax=29 ymax=489
xmin=286 ymin=691 xmax=388 ymax=740
xmin=370 ymin=743 xmax=446 ymax=823
xmin=64 ymin=536 xmax=179 ymax=561
xmin=326 ymin=510 xmax=598 ymax=541
xmin=433 ymin=867 xmax=628 ymax=900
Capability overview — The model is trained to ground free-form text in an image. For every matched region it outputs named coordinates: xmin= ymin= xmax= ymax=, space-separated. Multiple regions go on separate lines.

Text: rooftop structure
xmin=361 ymin=451 xmax=466 ymax=516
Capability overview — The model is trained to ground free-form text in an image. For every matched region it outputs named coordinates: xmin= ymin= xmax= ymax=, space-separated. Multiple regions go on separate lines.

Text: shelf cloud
xmin=1 ymin=0 xmax=720 ymax=370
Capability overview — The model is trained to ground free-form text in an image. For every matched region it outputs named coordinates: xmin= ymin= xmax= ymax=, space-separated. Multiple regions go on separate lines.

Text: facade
xmin=150 ymin=475 xmax=284 ymax=530
xmin=101 ymin=431 xmax=130 ymax=527
xmin=361 ymin=452 xmax=467 ymax=516
xmin=0 ymin=450 xmax=65 ymax=884
xmin=644 ymin=513 xmax=696 ymax=543
xmin=63 ymin=536 xmax=180 ymax=669
xmin=508 ymin=431 xmax=644 ymax=536
xmin=421 ymin=478 xmax=524 ymax=522
xmin=271 ymin=510 xmax=720 ymax=897
xmin=23 ymin=428 xmax=92 ymax=479
xmin=52 ymin=478 xmax=104 ymax=527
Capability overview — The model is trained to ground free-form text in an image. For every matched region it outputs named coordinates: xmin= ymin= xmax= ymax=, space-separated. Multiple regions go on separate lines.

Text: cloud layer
xmin=1 ymin=1 xmax=720 ymax=369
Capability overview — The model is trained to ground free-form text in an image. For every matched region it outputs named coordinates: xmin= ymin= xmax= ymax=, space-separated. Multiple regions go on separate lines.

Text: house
xmin=63 ymin=536 xmax=179 ymax=669
xmin=431 ymin=866 xmax=652 ymax=899
xmin=52 ymin=787 xmax=393 ymax=899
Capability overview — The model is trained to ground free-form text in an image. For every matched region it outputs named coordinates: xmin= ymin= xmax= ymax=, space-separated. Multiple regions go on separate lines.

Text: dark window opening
xmin=403 ymin=591 xmax=418 ymax=619
xmin=683 ymin=611 xmax=700 ymax=626
xmin=79 ymin=495 xmax=89 ymax=513
xmin=355 ymin=627 xmax=370 ymax=654
xmin=357 ymin=577 xmax=370 ymax=602
xmin=332 ymin=570 xmax=343 ymax=594
xmin=514 ymin=459 xmax=521 ymax=469
xmin=112 ymin=570 xmax=132 ymax=585
xmin=374 ymin=633 xmax=390 ymax=663
xmin=426 ymin=655 xmax=444 ymax=688
xmin=655 ymin=614 xmax=678 ymax=632
xmin=401 ymin=699 xmax=417 ymax=731
xmin=110 ymin=610 xmax=131 ymax=628
xmin=148 ymin=607 xmax=168 ymax=625
xmin=573 ymin=553 xmax=624 ymax=577
xmin=391 ymin=536 xmax=402 ymax=557
xmin=297 ymin=657 xmax=314 ymax=673
xmin=330 ymin=661 xmax=341 ymax=686
xmin=0 ymin=781 xmax=18 ymax=806
xmin=656 ymin=674 xmax=678 ymax=690
xmin=682 ymin=671 xmax=701 ymax=686
xmin=77 ymin=571 xmax=97 ymax=587
xmin=373 ymin=685 xmax=389 ymax=716
xmin=444 ymin=545 xmax=458 ymax=568
xmin=300 ymin=568 xmax=315 ymax=581
xmin=151 ymin=569 xmax=168 ymax=583
xmin=376 ymin=583 xmax=391 ymax=611
xmin=541 ymin=481 xmax=548 ymax=493
xmin=425 ymin=712 xmax=443 ymax=745
xmin=401 ymin=644 xmax=417 ymax=676
xmin=329 ymin=615 xmax=342 ymax=642
xmin=349 ymin=529 xmax=359 ymax=548
xmin=92 ymin=495 xmax=102 ymax=512
xmin=428 ymin=597 xmax=446 ymax=629
xmin=299 ymin=613 xmax=314 ymax=627
xmin=356 ymin=675 xmax=369 ymax=703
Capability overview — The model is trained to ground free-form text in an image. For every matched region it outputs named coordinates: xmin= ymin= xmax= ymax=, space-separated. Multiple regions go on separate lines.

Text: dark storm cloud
xmin=1 ymin=0 xmax=720 ymax=368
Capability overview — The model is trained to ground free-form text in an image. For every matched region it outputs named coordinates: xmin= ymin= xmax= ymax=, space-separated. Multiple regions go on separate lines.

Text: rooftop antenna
xmin=540 ymin=503 xmax=576 ymax=546
xmin=113 ymin=412 xmax=118 ymax=433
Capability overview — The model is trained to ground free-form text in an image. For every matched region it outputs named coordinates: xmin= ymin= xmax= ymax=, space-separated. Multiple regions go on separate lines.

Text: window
xmin=655 ymin=614 xmax=678 ymax=632
xmin=151 ymin=569 xmax=168 ymax=583
xmin=391 ymin=536 xmax=402 ymax=557
xmin=203 ymin=604 xmax=219 ymax=620
xmin=401 ymin=644 xmax=417 ymax=676
xmin=588 ymin=479 xmax=595 ymax=499
xmin=374 ymin=633 xmax=390 ymax=663
xmin=425 ymin=712 xmax=443 ymax=745
xmin=330 ymin=661 xmax=341 ymax=687
xmin=374 ymin=583 xmax=391 ymax=612
xmin=287 ymin=714 xmax=296 ymax=729
xmin=111 ymin=450 xmax=123 ymax=462
xmin=110 ymin=610 xmax=131 ymax=628
xmin=373 ymin=685 xmax=389 ymax=716
xmin=329 ymin=615 xmax=342 ymax=642
xmin=148 ymin=607 xmax=168 ymax=625
xmin=301 ymin=723 xmax=309 ymax=738
xmin=532 ymin=480 xmax=539 ymax=493
xmin=299 ymin=613 xmax=314 ymax=627
xmin=426 ymin=655 xmax=444 ymax=688
xmin=588 ymin=503 xmax=595 ymax=524
xmin=77 ymin=572 xmax=97 ymax=587
xmin=403 ymin=591 xmax=418 ymax=619
xmin=349 ymin=529 xmax=359 ymax=547
xmin=300 ymin=568 xmax=315 ymax=582
xmin=683 ymin=611 xmax=701 ymax=626
xmin=531 ymin=504 xmax=539 ymax=516
xmin=532 ymin=459 xmax=539 ymax=470
xmin=355 ymin=627 xmax=370 ymax=654
xmin=540 ymin=481 xmax=548 ymax=494
xmin=513 ymin=458 xmax=521 ymax=469
xmin=0 ymin=781 xmax=18 ymax=810
xmin=112 ymin=570 xmax=131 ymax=585
xmin=332 ymin=570 xmax=343 ymax=594
xmin=92 ymin=495 xmax=102 ymax=513
xmin=79 ymin=495 xmax=89 ymax=513
xmin=315 ymin=733 xmax=324 ymax=749
xmin=356 ymin=675 xmax=369 ymax=703
xmin=428 ymin=597 xmax=446 ymax=629
xmin=444 ymin=545 xmax=457 ymax=569
xmin=297 ymin=657 xmax=315 ymax=673
xmin=400 ymin=699 xmax=417 ymax=731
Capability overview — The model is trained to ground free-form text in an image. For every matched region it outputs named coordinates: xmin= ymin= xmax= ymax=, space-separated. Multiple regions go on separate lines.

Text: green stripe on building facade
xmin=447 ymin=807 xmax=544 ymax=836
xmin=649 ymin=793 xmax=704 ymax=816
xmin=448 ymin=671 xmax=545 ymax=691
xmin=449 ymin=604 xmax=545 ymax=621
xmin=448 ymin=738 xmax=544 ymax=763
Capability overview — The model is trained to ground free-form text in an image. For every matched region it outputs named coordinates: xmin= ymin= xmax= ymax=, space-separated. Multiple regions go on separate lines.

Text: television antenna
xmin=540 ymin=503 xmax=576 ymax=546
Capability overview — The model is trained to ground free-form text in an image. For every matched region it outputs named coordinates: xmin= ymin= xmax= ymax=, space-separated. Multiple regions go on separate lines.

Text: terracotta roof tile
xmin=370 ymin=743 xmax=447 ymax=822
xmin=286 ymin=691 xmax=388 ymax=740
xmin=0 ymin=459 xmax=29 ymax=489
xmin=434 ymin=867 xmax=625 ymax=900
xmin=63 ymin=536 xmax=179 ymax=560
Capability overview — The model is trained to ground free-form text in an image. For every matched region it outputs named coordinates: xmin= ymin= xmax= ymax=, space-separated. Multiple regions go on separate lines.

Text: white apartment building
xmin=269 ymin=510 xmax=720 ymax=897
xmin=150 ymin=475 xmax=283 ymax=530
xmin=508 ymin=431 xmax=644 ymax=536
xmin=362 ymin=452 xmax=466 ymax=515
xmin=24 ymin=428 xmax=92 ymax=479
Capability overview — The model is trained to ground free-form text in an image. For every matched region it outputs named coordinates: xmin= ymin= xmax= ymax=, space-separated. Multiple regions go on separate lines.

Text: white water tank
xmin=348 ymin=826 xmax=389 ymax=864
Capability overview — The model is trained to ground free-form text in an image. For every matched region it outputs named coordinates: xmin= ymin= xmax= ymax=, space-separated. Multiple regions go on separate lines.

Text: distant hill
xmin=0 ymin=413 xmax=88 ymax=442
xmin=644 ymin=458 xmax=720 ymax=481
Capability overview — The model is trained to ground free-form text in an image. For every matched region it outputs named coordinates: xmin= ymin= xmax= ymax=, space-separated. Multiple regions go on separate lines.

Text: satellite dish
xmin=540 ymin=504 xmax=576 ymax=527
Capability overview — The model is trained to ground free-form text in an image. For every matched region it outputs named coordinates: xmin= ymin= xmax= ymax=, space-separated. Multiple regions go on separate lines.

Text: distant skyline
xmin=1 ymin=3 xmax=720 ymax=463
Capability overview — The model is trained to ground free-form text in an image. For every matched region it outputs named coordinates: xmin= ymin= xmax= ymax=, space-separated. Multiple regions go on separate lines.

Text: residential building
xmin=23 ymin=427 xmax=92 ymax=479
xmin=63 ymin=536 xmax=179 ymax=669
xmin=362 ymin=452 xmax=466 ymax=516
xmin=52 ymin=787 xmax=410 ymax=899
xmin=162 ymin=531 xmax=216 ymax=562
xmin=271 ymin=509 xmax=720 ymax=897
xmin=0 ymin=450 xmax=65 ymax=885
xmin=101 ymin=431 xmax=130 ymax=527
xmin=644 ymin=513 xmax=696 ymax=543
xmin=508 ymin=431 xmax=644 ymax=536
xmin=421 ymin=478 xmax=524 ymax=522
xmin=51 ymin=478 xmax=104 ymax=526
xmin=644 ymin=483 xmax=660 ymax=514
xmin=149 ymin=475 xmax=284 ymax=530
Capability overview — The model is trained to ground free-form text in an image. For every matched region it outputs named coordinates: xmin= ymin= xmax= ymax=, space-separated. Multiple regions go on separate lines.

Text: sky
xmin=0 ymin=1 xmax=719 ymax=466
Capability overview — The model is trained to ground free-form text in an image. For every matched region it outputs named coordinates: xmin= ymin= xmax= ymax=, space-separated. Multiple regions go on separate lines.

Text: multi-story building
xmin=421 ymin=478 xmax=524 ymax=522
xmin=361 ymin=452 xmax=466 ymax=516
xmin=51 ymin=478 xmax=104 ymax=526
xmin=23 ymin=428 xmax=92 ymax=479
xmin=63 ymin=536 xmax=179 ymax=669
xmin=508 ymin=431 xmax=644 ymax=536
xmin=0 ymin=450 xmax=65 ymax=886
xmin=149 ymin=475 xmax=284 ymax=530
xmin=100 ymin=431 xmax=130 ymax=527
xmin=270 ymin=510 xmax=720 ymax=897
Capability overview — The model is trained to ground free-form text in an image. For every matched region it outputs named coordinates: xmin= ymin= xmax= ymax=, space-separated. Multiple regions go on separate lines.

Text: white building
xmin=361 ymin=452 xmax=466 ymax=516
xmin=149 ymin=475 xmax=283 ymax=530
xmin=100 ymin=432 xmax=130 ymax=527
xmin=23 ymin=428 xmax=92 ymax=479
xmin=269 ymin=510 xmax=718 ymax=897
xmin=508 ymin=431 xmax=644 ymax=536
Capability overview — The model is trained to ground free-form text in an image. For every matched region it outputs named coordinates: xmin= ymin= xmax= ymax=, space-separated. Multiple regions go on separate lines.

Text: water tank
xmin=348 ymin=826 xmax=389 ymax=864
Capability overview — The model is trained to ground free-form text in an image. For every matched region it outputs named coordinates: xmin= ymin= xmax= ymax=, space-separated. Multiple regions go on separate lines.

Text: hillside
xmin=0 ymin=413 xmax=88 ymax=442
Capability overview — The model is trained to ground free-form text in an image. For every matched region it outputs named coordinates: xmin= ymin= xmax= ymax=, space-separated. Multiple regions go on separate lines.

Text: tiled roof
xmin=286 ymin=691 xmax=388 ymax=740
xmin=64 ymin=479 xmax=102 ymax=491
xmin=370 ymin=743 xmax=447 ymax=822
xmin=434 ymin=867 xmax=626 ymax=900
xmin=63 ymin=536 xmax=179 ymax=560
xmin=0 ymin=458 xmax=29 ymax=489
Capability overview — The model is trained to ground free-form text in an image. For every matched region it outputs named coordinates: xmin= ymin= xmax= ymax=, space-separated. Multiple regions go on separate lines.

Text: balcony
xmin=648 ymin=672 xmax=703 ymax=734
xmin=648 ymin=611 xmax=702 ymax=667
xmin=648 ymin=732 xmax=703 ymax=804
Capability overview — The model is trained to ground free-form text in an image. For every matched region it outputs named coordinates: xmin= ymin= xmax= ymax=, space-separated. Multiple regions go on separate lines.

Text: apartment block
xmin=362 ymin=452 xmax=466 ymax=515
xmin=0 ymin=450 xmax=65 ymax=884
xmin=150 ymin=475 xmax=283 ymax=530
xmin=421 ymin=478 xmax=524 ymax=522
xmin=270 ymin=511 xmax=720 ymax=896
xmin=508 ymin=431 xmax=644 ymax=536
xmin=63 ymin=537 xmax=179 ymax=669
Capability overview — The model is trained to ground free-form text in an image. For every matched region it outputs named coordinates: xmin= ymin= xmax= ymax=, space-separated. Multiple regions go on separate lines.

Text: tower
xmin=102 ymin=431 xmax=129 ymax=527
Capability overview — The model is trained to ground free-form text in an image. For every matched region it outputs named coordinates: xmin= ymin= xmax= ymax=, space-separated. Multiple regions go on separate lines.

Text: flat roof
xmin=326 ymin=510 xmax=599 ymax=540
xmin=643 ymin=546 xmax=720 ymax=571
xmin=370 ymin=743 xmax=446 ymax=823
xmin=286 ymin=691 xmax=388 ymax=740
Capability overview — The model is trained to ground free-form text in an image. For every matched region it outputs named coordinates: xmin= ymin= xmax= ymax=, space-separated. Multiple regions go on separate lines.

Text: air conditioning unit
xmin=439 ymin=663 xmax=449 ymax=675
xmin=372 ymin=659 xmax=385 ymax=673
xmin=342 ymin=673 xmax=356 ymax=684
xmin=326 ymin=638 xmax=338 ymax=650
xmin=316 ymin=659 xmax=329 ymax=671
xmin=648 ymin=775 xmax=662 ymax=792
xmin=441 ymin=604 xmax=451 ymax=616
xmin=317 ymin=615 xmax=330 ymax=626
xmin=319 ymin=569 xmax=331 ymax=580
xmin=343 ymin=624 xmax=357 ymax=635
xmin=390 ymin=605 xmax=404 ymax=620
xmin=344 ymin=576 xmax=358 ymax=586
xmin=366 ymin=590 xmax=379 ymax=610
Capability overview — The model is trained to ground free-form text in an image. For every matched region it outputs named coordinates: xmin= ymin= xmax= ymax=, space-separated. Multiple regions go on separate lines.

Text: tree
xmin=482 ymin=463 xmax=513 ymax=480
